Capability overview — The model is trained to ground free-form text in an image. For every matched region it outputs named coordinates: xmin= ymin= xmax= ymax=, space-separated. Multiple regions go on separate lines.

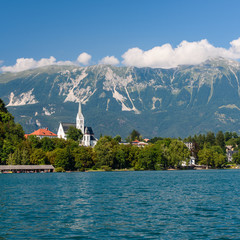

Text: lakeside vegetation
xmin=1 ymin=98 xmax=240 ymax=171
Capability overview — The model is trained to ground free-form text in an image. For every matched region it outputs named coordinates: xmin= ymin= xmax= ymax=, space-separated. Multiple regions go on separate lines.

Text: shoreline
xmin=1 ymin=165 xmax=240 ymax=174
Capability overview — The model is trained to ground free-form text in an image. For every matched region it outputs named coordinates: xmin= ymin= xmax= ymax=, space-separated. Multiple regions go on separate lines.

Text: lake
xmin=1 ymin=170 xmax=240 ymax=239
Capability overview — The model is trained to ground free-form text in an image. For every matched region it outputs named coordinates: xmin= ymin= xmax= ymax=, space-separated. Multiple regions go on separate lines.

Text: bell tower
xmin=76 ymin=101 xmax=84 ymax=134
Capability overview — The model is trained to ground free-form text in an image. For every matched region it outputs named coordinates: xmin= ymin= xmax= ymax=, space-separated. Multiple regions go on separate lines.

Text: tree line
xmin=1 ymin=97 xmax=240 ymax=171
xmin=6 ymin=135 xmax=191 ymax=171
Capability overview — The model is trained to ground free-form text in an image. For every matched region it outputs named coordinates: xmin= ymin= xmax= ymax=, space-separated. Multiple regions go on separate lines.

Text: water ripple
xmin=1 ymin=170 xmax=240 ymax=239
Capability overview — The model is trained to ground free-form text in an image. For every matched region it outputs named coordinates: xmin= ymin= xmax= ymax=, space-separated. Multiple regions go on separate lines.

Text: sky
xmin=1 ymin=0 xmax=240 ymax=72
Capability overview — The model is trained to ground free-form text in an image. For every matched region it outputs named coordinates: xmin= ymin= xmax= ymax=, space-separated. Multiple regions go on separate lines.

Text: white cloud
xmin=2 ymin=38 xmax=240 ymax=73
xmin=1 ymin=56 xmax=73 ymax=73
xmin=99 ymin=56 xmax=119 ymax=65
xmin=122 ymin=38 xmax=240 ymax=68
xmin=77 ymin=52 xmax=92 ymax=65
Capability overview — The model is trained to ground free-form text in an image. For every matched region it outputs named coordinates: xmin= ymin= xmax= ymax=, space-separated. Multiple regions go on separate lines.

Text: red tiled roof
xmin=26 ymin=128 xmax=57 ymax=137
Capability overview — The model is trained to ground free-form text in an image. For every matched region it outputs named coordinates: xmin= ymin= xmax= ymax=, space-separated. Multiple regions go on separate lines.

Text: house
xmin=182 ymin=156 xmax=196 ymax=167
xmin=25 ymin=128 xmax=57 ymax=139
xmin=57 ymin=102 xmax=98 ymax=147
xmin=131 ymin=140 xmax=148 ymax=147
xmin=184 ymin=142 xmax=194 ymax=150
xmin=226 ymin=150 xmax=238 ymax=162
xmin=226 ymin=145 xmax=238 ymax=162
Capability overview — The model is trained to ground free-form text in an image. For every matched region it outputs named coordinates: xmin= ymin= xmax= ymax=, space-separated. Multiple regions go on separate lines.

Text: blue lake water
xmin=1 ymin=170 xmax=240 ymax=239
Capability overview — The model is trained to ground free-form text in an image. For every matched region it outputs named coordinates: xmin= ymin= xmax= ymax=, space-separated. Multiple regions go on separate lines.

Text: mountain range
xmin=1 ymin=57 xmax=240 ymax=139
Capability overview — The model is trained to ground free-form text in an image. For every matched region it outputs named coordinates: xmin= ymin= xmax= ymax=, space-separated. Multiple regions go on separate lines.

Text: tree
xmin=41 ymin=137 xmax=55 ymax=152
xmin=46 ymin=151 xmax=57 ymax=165
xmin=27 ymin=135 xmax=41 ymax=149
xmin=206 ymin=131 xmax=215 ymax=146
xmin=113 ymin=135 xmax=121 ymax=143
xmin=113 ymin=144 xmax=137 ymax=169
xmin=74 ymin=146 xmax=94 ymax=170
xmin=198 ymin=147 xmax=213 ymax=168
xmin=165 ymin=140 xmax=190 ymax=168
xmin=0 ymin=98 xmax=25 ymax=164
xmin=233 ymin=151 xmax=240 ymax=164
xmin=52 ymin=137 xmax=67 ymax=149
xmin=7 ymin=148 xmax=22 ymax=165
xmin=232 ymin=132 xmax=238 ymax=138
xmin=224 ymin=132 xmax=232 ymax=142
xmin=135 ymin=143 xmax=166 ymax=170
xmin=126 ymin=129 xmax=141 ymax=142
xmin=30 ymin=148 xmax=48 ymax=165
xmin=149 ymin=137 xmax=163 ymax=144
xmin=21 ymin=148 xmax=31 ymax=165
xmin=94 ymin=136 xmax=118 ymax=168
xmin=66 ymin=126 xmax=82 ymax=142
xmin=198 ymin=146 xmax=226 ymax=168
xmin=54 ymin=147 xmax=75 ymax=170
xmin=216 ymin=131 xmax=225 ymax=151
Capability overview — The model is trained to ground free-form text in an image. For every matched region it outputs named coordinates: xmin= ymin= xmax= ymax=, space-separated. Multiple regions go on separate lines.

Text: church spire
xmin=77 ymin=101 xmax=83 ymax=118
xmin=76 ymin=100 xmax=84 ymax=133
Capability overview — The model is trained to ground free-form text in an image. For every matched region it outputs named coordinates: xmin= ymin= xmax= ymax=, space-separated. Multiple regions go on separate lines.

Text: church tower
xmin=76 ymin=101 xmax=84 ymax=134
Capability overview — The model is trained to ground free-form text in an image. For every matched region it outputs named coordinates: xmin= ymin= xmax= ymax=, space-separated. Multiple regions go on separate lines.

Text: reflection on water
xmin=1 ymin=170 xmax=240 ymax=239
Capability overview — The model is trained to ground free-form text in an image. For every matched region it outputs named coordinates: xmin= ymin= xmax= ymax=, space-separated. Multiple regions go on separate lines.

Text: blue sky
xmin=1 ymin=0 xmax=240 ymax=71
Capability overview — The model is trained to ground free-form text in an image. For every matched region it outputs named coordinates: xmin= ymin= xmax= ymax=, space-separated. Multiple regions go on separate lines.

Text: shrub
xmin=55 ymin=167 xmax=65 ymax=172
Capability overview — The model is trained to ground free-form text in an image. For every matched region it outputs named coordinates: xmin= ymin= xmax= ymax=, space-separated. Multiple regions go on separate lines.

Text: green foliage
xmin=41 ymin=137 xmax=55 ymax=152
xmin=74 ymin=146 xmax=94 ymax=171
xmin=100 ymin=165 xmax=112 ymax=171
xmin=149 ymin=137 xmax=163 ymax=144
xmin=113 ymin=135 xmax=121 ymax=143
xmin=30 ymin=148 xmax=48 ymax=165
xmin=66 ymin=126 xmax=83 ymax=142
xmin=27 ymin=135 xmax=41 ymax=148
xmin=166 ymin=140 xmax=190 ymax=168
xmin=94 ymin=136 xmax=118 ymax=168
xmin=224 ymin=132 xmax=232 ymax=142
xmin=232 ymin=151 xmax=240 ymax=164
xmin=135 ymin=143 xmax=165 ymax=170
xmin=54 ymin=147 xmax=75 ymax=170
xmin=215 ymin=131 xmax=225 ymax=151
xmin=206 ymin=131 xmax=215 ymax=146
xmin=126 ymin=129 xmax=141 ymax=142
xmin=114 ymin=144 xmax=138 ymax=169
xmin=55 ymin=167 xmax=65 ymax=172
xmin=198 ymin=146 xmax=226 ymax=168
xmin=0 ymin=99 xmax=25 ymax=164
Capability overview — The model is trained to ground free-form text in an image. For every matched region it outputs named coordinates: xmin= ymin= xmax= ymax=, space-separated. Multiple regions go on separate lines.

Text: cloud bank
xmin=1 ymin=38 xmax=240 ymax=72
xmin=1 ymin=57 xmax=73 ymax=73
xmin=122 ymin=38 xmax=240 ymax=68
xmin=99 ymin=56 xmax=119 ymax=65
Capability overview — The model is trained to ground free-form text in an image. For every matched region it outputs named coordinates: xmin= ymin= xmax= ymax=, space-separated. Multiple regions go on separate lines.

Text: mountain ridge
xmin=1 ymin=57 xmax=240 ymax=138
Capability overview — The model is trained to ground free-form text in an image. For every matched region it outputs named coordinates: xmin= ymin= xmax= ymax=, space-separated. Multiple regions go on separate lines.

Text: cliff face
xmin=1 ymin=57 xmax=240 ymax=138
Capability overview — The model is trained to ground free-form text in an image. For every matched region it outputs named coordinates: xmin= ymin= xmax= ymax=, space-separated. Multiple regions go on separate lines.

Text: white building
xmin=184 ymin=142 xmax=194 ymax=150
xmin=182 ymin=156 xmax=196 ymax=167
xmin=57 ymin=102 xmax=98 ymax=147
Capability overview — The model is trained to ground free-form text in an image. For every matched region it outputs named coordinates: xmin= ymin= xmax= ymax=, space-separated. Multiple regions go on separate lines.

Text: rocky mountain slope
xmin=1 ymin=57 xmax=240 ymax=138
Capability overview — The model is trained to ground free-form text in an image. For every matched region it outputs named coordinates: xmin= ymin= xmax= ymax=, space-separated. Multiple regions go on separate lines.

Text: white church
xmin=57 ymin=102 xmax=98 ymax=147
